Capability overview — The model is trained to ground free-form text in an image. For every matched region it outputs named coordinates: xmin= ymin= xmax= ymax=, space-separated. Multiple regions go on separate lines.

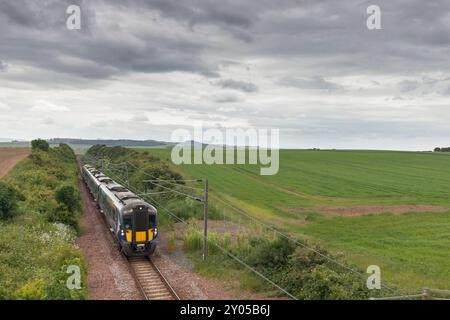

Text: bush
xmin=0 ymin=182 xmax=23 ymax=220
xmin=46 ymin=205 xmax=79 ymax=232
xmin=183 ymin=226 xmax=203 ymax=252
xmin=15 ymin=279 xmax=47 ymax=300
xmin=31 ymin=139 xmax=49 ymax=152
xmin=227 ymin=235 xmax=372 ymax=299
xmin=55 ymin=186 xmax=80 ymax=213
xmin=245 ymin=237 xmax=295 ymax=270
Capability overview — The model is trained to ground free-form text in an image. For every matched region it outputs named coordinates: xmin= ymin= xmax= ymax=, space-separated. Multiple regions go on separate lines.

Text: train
xmin=81 ymin=164 xmax=158 ymax=256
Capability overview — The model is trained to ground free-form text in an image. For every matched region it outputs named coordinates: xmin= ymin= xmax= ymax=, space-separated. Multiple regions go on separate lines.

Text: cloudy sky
xmin=1 ymin=0 xmax=450 ymax=149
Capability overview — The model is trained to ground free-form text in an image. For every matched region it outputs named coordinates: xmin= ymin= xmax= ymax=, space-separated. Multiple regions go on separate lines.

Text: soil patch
xmin=284 ymin=205 xmax=449 ymax=216
xmin=0 ymin=148 xmax=30 ymax=178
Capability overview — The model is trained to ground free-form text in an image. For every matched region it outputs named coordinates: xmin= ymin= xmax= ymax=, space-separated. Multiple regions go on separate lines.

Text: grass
xmin=139 ymin=148 xmax=450 ymax=292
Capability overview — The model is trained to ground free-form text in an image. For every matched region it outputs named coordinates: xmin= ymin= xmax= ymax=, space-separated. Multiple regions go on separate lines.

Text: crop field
xmin=141 ymin=148 xmax=450 ymax=292
xmin=0 ymin=147 xmax=31 ymax=179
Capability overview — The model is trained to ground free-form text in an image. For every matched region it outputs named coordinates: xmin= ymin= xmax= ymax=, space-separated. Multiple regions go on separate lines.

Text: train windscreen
xmin=134 ymin=211 xmax=148 ymax=231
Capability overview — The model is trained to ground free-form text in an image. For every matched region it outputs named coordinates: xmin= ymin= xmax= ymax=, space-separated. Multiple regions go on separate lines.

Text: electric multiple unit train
xmin=82 ymin=164 xmax=158 ymax=256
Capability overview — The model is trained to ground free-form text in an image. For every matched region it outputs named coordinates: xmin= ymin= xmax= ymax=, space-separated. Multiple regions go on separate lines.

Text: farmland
xmin=140 ymin=148 xmax=450 ymax=292
xmin=0 ymin=148 xmax=31 ymax=179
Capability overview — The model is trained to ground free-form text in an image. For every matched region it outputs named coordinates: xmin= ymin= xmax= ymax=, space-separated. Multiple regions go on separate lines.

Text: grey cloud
xmin=212 ymin=93 xmax=242 ymax=103
xmin=3 ymin=0 xmax=450 ymax=84
xmin=277 ymin=76 xmax=343 ymax=91
xmin=0 ymin=0 xmax=218 ymax=81
xmin=214 ymin=79 xmax=258 ymax=93
xmin=123 ymin=0 xmax=259 ymax=41
xmin=397 ymin=76 xmax=450 ymax=96
xmin=0 ymin=0 xmax=91 ymax=30
xmin=398 ymin=80 xmax=421 ymax=93
xmin=0 ymin=60 xmax=7 ymax=71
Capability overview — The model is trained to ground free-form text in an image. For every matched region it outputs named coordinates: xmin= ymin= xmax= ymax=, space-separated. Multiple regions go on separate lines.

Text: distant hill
xmin=48 ymin=138 xmax=173 ymax=147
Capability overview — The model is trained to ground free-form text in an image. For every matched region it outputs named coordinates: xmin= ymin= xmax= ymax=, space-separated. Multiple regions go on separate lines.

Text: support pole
xmin=203 ymin=179 xmax=209 ymax=261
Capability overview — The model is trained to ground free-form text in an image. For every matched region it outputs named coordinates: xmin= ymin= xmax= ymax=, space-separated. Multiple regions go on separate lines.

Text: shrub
xmin=0 ymin=182 xmax=23 ymax=220
xmin=228 ymin=235 xmax=372 ymax=299
xmin=245 ymin=237 xmax=296 ymax=270
xmin=31 ymin=139 xmax=49 ymax=152
xmin=183 ymin=226 xmax=203 ymax=252
xmin=0 ymin=285 xmax=11 ymax=299
xmin=55 ymin=186 xmax=80 ymax=213
xmin=46 ymin=204 xmax=79 ymax=232
xmin=15 ymin=279 xmax=47 ymax=300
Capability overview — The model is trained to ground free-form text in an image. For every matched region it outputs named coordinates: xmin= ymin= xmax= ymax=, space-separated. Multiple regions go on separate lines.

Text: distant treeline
xmin=48 ymin=138 xmax=172 ymax=147
xmin=434 ymin=147 xmax=450 ymax=152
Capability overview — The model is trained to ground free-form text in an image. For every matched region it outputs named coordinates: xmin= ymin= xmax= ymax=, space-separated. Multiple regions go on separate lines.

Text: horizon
xmin=0 ymin=137 xmax=445 ymax=152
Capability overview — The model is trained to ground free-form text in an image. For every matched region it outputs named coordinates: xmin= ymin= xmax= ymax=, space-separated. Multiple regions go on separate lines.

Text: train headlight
xmin=154 ymin=228 xmax=158 ymax=236
xmin=120 ymin=230 xmax=125 ymax=237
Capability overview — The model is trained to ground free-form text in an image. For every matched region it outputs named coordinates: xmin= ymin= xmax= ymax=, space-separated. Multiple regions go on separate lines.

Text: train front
xmin=119 ymin=201 xmax=158 ymax=256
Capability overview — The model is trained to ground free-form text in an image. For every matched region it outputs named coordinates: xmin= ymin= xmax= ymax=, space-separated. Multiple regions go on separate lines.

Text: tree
xmin=434 ymin=147 xmax=441 ymax=152
xmin=31 ymin=139 xmax=49 ymax=152
xmin=0 ymin=182 xmax=23 ymax=220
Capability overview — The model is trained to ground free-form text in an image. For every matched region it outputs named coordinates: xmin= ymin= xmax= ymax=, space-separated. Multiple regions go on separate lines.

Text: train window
xmin=123 ymin=217 xmax=131 ymax=229
xmin=149 ymin=215 xmax=156 ymax=228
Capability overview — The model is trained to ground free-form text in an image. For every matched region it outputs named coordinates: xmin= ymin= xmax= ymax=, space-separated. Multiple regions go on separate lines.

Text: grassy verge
xmin=0 ymin=144 xmax=87 ymax=300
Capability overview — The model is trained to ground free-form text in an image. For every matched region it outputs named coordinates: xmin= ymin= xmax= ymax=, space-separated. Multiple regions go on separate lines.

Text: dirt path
xmin=76 ymin=162 xmax=143 ymax=300
xmin=0 ymin=148 xmax=30 ymax=178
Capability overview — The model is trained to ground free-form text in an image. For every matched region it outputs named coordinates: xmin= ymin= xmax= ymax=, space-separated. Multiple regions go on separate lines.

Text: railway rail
xmin=128 ymin=256 xmax=180 ymax=300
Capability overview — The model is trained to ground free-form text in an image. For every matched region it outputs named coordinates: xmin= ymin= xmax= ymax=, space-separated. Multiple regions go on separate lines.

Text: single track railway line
xmin=128 ymin=256 xmax=180 ymax=300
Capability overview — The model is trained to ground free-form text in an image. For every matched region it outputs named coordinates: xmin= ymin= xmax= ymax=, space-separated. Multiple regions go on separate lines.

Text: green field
xmin=142 ymin=148 xmax=450 ymax=292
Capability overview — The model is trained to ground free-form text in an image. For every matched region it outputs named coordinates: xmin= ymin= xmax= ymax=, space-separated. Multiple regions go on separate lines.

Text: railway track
xmin=128 ymin=256 xmax=180 ymax=300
